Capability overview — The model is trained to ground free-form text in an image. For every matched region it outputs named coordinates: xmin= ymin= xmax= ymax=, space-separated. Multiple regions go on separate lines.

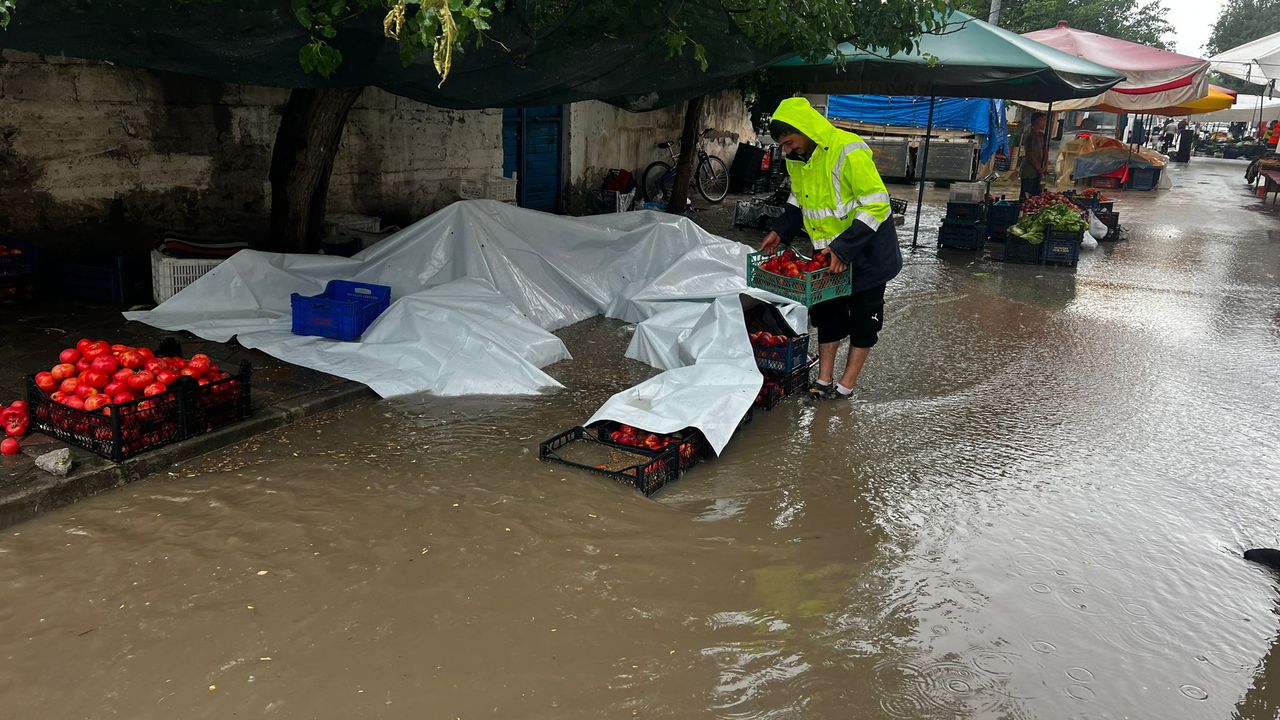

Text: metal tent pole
xmin=1044 ymin=101 xmax=1054 ymax=189
xmin=911 ymin=94 xmax=937 ymax=250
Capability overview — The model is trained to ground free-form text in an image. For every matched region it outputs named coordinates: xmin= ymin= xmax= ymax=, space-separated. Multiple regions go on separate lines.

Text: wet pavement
xmin=2 ymin=158 xmax=1280 ymax=719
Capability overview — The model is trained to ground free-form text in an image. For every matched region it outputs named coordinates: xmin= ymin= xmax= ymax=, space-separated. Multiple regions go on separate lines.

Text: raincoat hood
xmin=772 ymin=97 xmax=837 ymax=147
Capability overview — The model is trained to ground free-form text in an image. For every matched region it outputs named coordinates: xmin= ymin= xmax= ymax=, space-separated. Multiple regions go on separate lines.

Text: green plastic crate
xmin=746 ymin=251 xmax=852 ymax=307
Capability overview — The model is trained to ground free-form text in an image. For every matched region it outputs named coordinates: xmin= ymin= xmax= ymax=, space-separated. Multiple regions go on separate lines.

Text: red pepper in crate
xmin=2 ymin=401 xmax=29 ymax=438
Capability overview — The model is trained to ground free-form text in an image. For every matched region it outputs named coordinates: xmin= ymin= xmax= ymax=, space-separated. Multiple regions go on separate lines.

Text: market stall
xmin=767 ymin=9 xmax=1124 ymax=247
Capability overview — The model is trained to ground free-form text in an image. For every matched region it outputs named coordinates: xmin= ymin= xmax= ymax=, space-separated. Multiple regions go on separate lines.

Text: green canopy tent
xmin=768 ymin=10 xmax=1125 ymax=248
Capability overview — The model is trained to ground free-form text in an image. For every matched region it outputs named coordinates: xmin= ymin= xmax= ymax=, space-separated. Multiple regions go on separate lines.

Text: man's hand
xmin=760 ymin=231 xmax=782 ymax=254
xmin=827 ymin=249 xmax=847 ymax=274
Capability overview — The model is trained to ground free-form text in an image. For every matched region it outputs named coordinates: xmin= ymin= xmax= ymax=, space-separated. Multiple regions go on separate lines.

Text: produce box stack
xmin=0 ymin=241 xmax=36 ymax=305
xmin=938 ymin=183 xmax=987 ymax=251
xmin=1004 ymin=191 xmax=1088 ymax=268
xmin=986 ymin=198 xmax=1021 ymax=242
xmin=749 ymin=330 xmax=812 ymax=410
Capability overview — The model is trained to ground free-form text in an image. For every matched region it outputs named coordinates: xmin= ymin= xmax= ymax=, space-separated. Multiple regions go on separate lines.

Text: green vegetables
xmin=1010 ymin=202 xmax=1087 ymax=244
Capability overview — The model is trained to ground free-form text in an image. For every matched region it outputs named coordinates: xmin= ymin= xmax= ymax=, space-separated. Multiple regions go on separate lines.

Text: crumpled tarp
xmin=124 ymin=200 xmax=805 ymax=454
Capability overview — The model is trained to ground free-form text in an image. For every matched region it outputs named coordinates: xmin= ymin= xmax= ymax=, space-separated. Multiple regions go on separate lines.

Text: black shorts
xmin=810 ymin=284 xmax=886 ymax=347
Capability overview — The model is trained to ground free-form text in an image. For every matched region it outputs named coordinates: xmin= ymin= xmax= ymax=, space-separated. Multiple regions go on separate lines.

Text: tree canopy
xmin=1204 ymin=0 xmax=1280 ymax=91
xmin=956 ymin=0 xmax=1174 ymax=49
xmin=3 ymin=1 xmax=949 ymax=89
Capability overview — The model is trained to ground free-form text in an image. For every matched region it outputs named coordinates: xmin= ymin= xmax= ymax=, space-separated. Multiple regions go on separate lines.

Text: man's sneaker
xmin=807 ymin=383 xmax=837 ymax=400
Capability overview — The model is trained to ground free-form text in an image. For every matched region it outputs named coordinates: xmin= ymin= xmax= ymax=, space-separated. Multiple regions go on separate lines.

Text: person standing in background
xmin=1019 ymin=112 xmax=1047 ymax=200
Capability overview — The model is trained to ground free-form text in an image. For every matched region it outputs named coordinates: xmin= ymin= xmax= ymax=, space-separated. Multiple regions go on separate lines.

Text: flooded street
xmin=3 ymin=159 xmax=1280 ymax=719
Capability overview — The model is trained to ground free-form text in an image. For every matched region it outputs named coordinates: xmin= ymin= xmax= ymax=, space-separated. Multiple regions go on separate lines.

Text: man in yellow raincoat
xmin=760 ymin=97 xmax=902 ymax=399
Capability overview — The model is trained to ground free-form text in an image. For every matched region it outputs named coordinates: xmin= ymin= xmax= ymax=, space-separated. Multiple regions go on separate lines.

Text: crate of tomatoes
xmin=748 ymin=329 xmax=809 ymax=374
xmin=755 ymin=358 xmax=817 ymax=410
xmin=746 ymin=248 xmax=851 ymax=307
xmin=539 ymin=426 xmax=680 ymax=496
xmin=25 ymin=339 xmax=252 ymax=461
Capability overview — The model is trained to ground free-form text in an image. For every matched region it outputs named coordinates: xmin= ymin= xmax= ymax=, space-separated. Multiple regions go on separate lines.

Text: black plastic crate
xmin=1128 ymin=167 xmax=1160 ymax=191
xmin=938 ymin=220 xmax=987 ymax=251
xmin=1003 ymin=235 xmax=1045 ymax=265
xmin=539 ymin=426 xmax=679 ymax=496
xmin=62 ymin=253 xmax=151 ymax=304
xmin=756 ymin=360 xmax=815 ymax=410
xmin=1043 ymin=229 xmax=1083 ymax=268
xmin=751 ymin=332 xmax=810 ymax=374
xmin=0 ymin=273 xmax=37 ymax=304
xmin=27 ymin=377 xmax=187 ymax=461
xmin=25 ymin=361 xmax=252 ymax=461
xmin=591 ymin=422 xmax=706 ymax=475
xmin=945 ymin=202 xmax=985 ymax=222
xmin=1094 ymin=210 xmax=1119 ymax=229
xmin=188 ymin=361 xmax=254 ymax=435
xmin=0 ymin=241 xmax=36 ymax=277
xmin=890 ymin=197 xmax=908 ymax=215
xmin=986 ymin=201 xmax=1021 ymax=228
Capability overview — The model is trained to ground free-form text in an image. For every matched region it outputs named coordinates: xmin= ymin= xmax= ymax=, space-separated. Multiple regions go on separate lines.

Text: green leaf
xmin=291 ymin=0 xmax=313 ymax=28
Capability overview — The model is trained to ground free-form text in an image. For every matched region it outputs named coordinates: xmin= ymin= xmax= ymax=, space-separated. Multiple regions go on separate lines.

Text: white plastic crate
xmin=151 ymin=250 xmax=226 ymax=304
xmin=450 ymin=177 xmax=486 ymax=200
xmin=485 ymin=175 xmax=518 ymax=203
xmin=949 ymin=182 xmax=985 ymax=203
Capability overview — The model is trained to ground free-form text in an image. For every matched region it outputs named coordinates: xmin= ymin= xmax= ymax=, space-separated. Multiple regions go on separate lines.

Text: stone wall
xmin=565 ymin=92 xmax=756 ymax=204
xmin=0 ymin=51 xmax=502 ymax=253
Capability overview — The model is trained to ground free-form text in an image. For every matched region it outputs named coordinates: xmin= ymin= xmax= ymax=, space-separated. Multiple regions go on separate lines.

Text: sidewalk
xmin=0 ymin=300 xmax=374 ymax=528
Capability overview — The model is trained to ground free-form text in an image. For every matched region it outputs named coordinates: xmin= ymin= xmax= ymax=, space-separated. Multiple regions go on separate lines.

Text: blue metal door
xmin=502 ymin=106 xmax=563 ymax=212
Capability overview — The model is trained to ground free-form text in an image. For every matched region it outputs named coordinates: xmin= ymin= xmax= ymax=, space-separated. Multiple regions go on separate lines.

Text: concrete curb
xmin=0 ymin=381 xmax=375 ymax=529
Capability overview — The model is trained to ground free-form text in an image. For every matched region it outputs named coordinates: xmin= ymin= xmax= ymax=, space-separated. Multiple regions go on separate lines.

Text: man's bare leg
xmin=836 ymin=346 xmax=871 ymax=394
xmin=817 ymin=341 xmax=839 ymax=385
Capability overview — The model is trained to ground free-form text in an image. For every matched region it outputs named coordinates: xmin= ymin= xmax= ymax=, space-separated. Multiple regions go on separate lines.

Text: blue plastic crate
xmin=1042 ymin=229 xmax=1082 ymax=268
xmin=752 ymin=332 xmax=810 ymax=374
xmin=1128 ymin=167 xmax=1160 ymax=191
xmin=291 ymin=280 xmax=391 ymax=341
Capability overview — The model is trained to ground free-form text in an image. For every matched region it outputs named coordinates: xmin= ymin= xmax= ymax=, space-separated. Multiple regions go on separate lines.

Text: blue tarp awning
xmin=827 ymin=95 xmax=1010 ymax=163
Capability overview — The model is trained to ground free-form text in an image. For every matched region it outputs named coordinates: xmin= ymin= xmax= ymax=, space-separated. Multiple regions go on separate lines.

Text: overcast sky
xmin=1166 ymin=0 xmax=1226 ymax=56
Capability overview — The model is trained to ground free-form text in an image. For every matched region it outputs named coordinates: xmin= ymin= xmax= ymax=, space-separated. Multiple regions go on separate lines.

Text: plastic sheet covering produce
xmin=124 ymin=201 xmax=805 ymax=454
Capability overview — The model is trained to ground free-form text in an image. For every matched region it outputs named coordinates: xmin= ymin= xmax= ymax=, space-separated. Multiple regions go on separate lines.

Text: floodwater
xmin=3 ymin=159 xmax=1280 ymax=719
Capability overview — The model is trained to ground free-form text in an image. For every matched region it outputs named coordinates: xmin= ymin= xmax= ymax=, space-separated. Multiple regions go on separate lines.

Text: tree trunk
xmin=269 ymin=87 xmax=364 ymax=253
xmin=666 ymin=96 xmax=706 ymax=214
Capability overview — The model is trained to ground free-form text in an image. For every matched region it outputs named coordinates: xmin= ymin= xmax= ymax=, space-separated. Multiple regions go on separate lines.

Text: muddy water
xmin=3 ymin=160 xmax=1280 ymax=719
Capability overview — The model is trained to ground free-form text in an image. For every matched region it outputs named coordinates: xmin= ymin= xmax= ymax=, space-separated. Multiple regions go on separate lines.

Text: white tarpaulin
xmin=124 ymin=200 xmax=806 ymax=454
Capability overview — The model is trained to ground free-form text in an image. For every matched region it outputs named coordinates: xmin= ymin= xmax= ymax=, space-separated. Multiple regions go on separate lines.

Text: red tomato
xmin=110 ymin=344 xmax=129 ymax=355
xmin=179 ymin=368 xmax=196 ymax=378
xmin=137 ymin=347 xmax=156 ymax=361
xmin=75 ymin=357 xmax=92 ymax=373
xmin=82 ymin=341 xmax=109 ymax=360
xmin=59 ymin=377 xmax=80 ymax=394
xmin=119 ymin=350 xmax=145 ymax=369
xmin=197 ymin=378 xmax=210 ymax=386
xmin=111 ymin=392 xmax=137 ymax=405
xmin=49 ymin=391 xmax=68 ymax=405
xmin=75 ymin=338 xmax=92 ymax=353
xmin=103 ymin=382 xmax=126 ymax=397
xmin=59 ymin=348 xmax=81 ymax=364
xmin=74 ymin=384 xmax=97 ymax=399
xmin=9 ymin=401 xmax=28 ymax=414
xmin=144 ymin=359 xmax=165 ymax=374
xmin=126 ymin=372 xmax=153 ymax=391
xmin=64 ymin=396 xmax=85 ymax=411
xmin=112 ymin=368 xmax=134 ymax=384
xmin=83 ymin=395 xmax=110 ymax=412
xmin=81 ymin=370 xmax=110 ymax=390
xmin=35 ymin=372 xmax=57 ymax=393
xmin=143 ymin=382 xmax=168 ymax=397
xmin=90 ymin=355 xmax=119 ymax=374
xmin=156 ymin=370 xmax=180 ymax=386
xmin=0 ymin=438 xmax=19 ymax=455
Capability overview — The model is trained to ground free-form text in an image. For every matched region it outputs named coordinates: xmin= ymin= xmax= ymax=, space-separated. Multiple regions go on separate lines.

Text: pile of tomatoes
xmin=757 ymin=248 xmax=830 ymax=279
xmin=32 ymin=339 xmax=232 ymax=414
xmin=1 ymin=400 xmax=29 ymax=455
xmin=748 ymin=331 xmax=793 ymax=349
xmin=605 ymin=424 xmax=698 ymax=463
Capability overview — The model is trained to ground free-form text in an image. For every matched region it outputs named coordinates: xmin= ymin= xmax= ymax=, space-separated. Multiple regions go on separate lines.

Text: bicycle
xmin=640 ymin=128 xmax=730 ymax=205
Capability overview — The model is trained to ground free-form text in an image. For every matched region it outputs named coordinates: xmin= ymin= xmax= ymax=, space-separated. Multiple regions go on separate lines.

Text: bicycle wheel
xmin=696 ymin=155 xmax=730 ymax=203
xmin=641 ymin=161 xmax=674 ymax=202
